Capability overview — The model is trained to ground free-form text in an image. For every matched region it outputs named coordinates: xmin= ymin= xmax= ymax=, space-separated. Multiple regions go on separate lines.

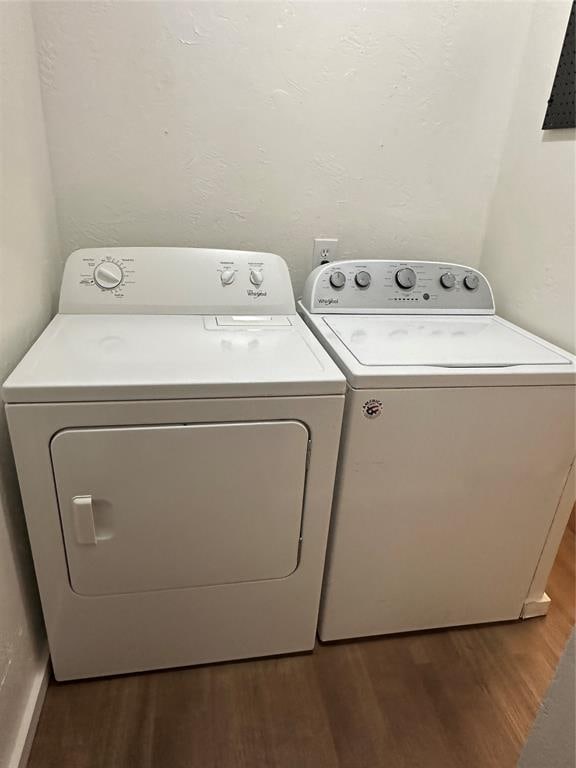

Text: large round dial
xmin=354 ymin=270 xmax=371 ymax=288
xmin=329 ymin=270 xmax=346 ymax=289
xmin=464 ymin=274 xmax=479 ymax=290
xmin=440 ymin=271 xmax=456 ymax=289
xmin=250 ymin=269 xmax=264 ymax=286
xmin=94 ymin=261 xmax=123 ymax=290
xmin=395 ymin=267 xmax=416 ymax=290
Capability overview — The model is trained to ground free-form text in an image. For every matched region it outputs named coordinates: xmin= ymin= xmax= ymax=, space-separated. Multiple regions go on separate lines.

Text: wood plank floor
xmin=28 ymin=524 xmax=574 ymax=768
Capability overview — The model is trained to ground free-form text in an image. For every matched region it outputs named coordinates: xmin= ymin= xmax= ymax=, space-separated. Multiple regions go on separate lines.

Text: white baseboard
xmin=8 ymin=651 xmax=50 ymax=768
xmin=521 ymin=592 xmax=552 ymax=619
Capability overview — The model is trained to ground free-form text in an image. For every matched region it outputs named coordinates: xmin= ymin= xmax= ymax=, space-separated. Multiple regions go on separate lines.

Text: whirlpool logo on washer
xmin=247 ymin=289 xmax=267 ymax=298
xmin=318 ymin=297 xmax=339 ymax=305
xmin=363 ymin=399 xmax=383 ymax=419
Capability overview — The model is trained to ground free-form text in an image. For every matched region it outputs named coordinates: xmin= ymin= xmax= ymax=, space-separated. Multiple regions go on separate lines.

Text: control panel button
xmin=221 ymin=269 xmax=235 ymax=286
xmin=395 ymin=267 xmax=417 ymax=290
xmin=440 ymin=271 xmax=456 ymax=289
xmin=329 ymin=270 xmax=346 ymax=289
xmin=93 ymin=262 xmax=123 ymax=290
xmin=464 ymin=274 xmax=479 ymax=291
xmin=249 ymin=269 xmax=264 ymax=286
xmin=354 ymin=271 xmax=371 ymax=288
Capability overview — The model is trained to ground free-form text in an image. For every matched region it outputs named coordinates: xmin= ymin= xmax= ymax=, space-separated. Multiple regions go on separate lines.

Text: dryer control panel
xmin=301 ymin=260 xmax=494 ymax=315
xmin=59 ymin=248 xmax=296 ymax=315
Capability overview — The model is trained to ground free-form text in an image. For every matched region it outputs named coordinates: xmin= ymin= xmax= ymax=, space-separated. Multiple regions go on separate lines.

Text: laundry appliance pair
xmin=5 ymin=249 xmax=575 ymax=680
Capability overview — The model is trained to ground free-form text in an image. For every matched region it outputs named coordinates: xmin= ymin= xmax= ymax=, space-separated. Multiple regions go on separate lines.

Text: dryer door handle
xmin=72 ymin=495 xmax=97 ymax=545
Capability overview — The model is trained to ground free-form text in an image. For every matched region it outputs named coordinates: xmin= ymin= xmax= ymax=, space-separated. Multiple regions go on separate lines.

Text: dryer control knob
xmin=355 ymin=271 xmax=371 ymax=288
xmin=221 ymin=269 xmax=236 ymax=286
xmin=464 ymin=274 xmax=480 ymax=291
xmin=440 ymin=272 xmax=456 ymax=289
xmin=94 ymin=261 xmax=123 ymax=290
xmin=329 ymin=270 xmax=346 ymax=289
xmin=250 ymin=269 xmax=264 ymax=286
xmin=395 ymin=267 xmax=416 ymax=290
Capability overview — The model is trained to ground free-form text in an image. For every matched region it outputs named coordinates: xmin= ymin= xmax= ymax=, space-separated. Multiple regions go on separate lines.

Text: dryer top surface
xmin=3 ymin=313 xmax=345 ymax=403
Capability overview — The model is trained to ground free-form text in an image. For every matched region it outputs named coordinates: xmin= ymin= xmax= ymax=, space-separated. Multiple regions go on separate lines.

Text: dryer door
xmin=51 ymin=421 xmax=309 ymax=596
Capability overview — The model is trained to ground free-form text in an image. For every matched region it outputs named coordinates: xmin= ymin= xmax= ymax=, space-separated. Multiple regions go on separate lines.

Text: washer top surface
xmin=3 ymin=248 xmax=345 ymax=403
xmin=324 ymin=315 xmax=570 ymax=368
xmin=298 ymin=259 xmax=576 ymax=388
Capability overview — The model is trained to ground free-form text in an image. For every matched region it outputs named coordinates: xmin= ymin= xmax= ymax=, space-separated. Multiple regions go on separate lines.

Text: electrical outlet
xmin=312 ymin=238 xmax=339 ymax=269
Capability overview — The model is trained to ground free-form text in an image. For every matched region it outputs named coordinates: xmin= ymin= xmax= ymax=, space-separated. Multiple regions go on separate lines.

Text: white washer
xmin=4 ymin=247 xmax=345 ymax=680
xmin=299 ymin=259 xmax=576 ymax=641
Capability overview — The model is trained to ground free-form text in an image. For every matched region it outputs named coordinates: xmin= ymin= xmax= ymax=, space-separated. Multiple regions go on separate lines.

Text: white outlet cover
xmin=312 ymin=238 xmax=339 ymax=268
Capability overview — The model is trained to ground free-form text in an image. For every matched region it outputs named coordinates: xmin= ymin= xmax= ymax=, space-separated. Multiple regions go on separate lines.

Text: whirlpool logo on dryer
xmin=247 ymin=289 xmax=267 ymax=298
xmin=318 ymin=297 xmax=339 ymax=305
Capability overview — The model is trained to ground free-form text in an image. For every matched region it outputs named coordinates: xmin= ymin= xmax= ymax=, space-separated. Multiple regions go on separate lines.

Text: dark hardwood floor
xmin=28 ymin=524 xmax=575 ymax=768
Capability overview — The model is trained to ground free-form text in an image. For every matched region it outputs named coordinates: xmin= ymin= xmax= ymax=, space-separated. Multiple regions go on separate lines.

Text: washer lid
xmin=3 ymin=314 xmax=345 ymax=403
xmin=323 ymin=315 xmax=571 ymax=368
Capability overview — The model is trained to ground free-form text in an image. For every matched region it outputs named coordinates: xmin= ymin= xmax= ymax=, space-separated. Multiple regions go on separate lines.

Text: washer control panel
xmin=301 ymin=260 xmax=494 ymax=315
xmin=59 ymin=248 xmax=295 ymax=315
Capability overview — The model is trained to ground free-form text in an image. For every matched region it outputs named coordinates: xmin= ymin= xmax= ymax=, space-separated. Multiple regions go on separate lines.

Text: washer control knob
xmin=464 ymin=274 xmax=480 ymax=291
xmin=440 ymin=271 xmax=456 ymax=289
xmin=221 ymin=269 xmax=236 ymax=286
xmin=395 ymin=267 xmax=417 ymax=290
xmin=94 ymin=261 xmax=123 ymax=290
xmin=354 ymin=270 xmax=371 ymax=288
xmin=250 ymin=269 xmax=264 ymax=286
xmin=329 ymin=270 xmax=346 ymax=289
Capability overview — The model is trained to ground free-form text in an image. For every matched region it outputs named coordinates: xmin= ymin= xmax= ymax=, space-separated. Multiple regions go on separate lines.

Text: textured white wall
xmin=33 ymin=1 xmax=532 ymax=292
xmin=481 ymin=1 xmax=575 ymax=352
xmin=0 ymin=3 xmax=62 ymax=766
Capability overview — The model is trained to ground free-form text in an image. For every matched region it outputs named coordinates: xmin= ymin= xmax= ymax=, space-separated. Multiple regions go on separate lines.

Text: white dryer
xmin=299 ymin=260 xmax=576 ymax=641
xmin=4 ymin=247 xmax=345 ymax=679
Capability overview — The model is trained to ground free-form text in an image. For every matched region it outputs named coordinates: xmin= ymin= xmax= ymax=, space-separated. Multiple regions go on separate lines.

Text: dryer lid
xmin=323 ymin=315 xmax=571 ymax=368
